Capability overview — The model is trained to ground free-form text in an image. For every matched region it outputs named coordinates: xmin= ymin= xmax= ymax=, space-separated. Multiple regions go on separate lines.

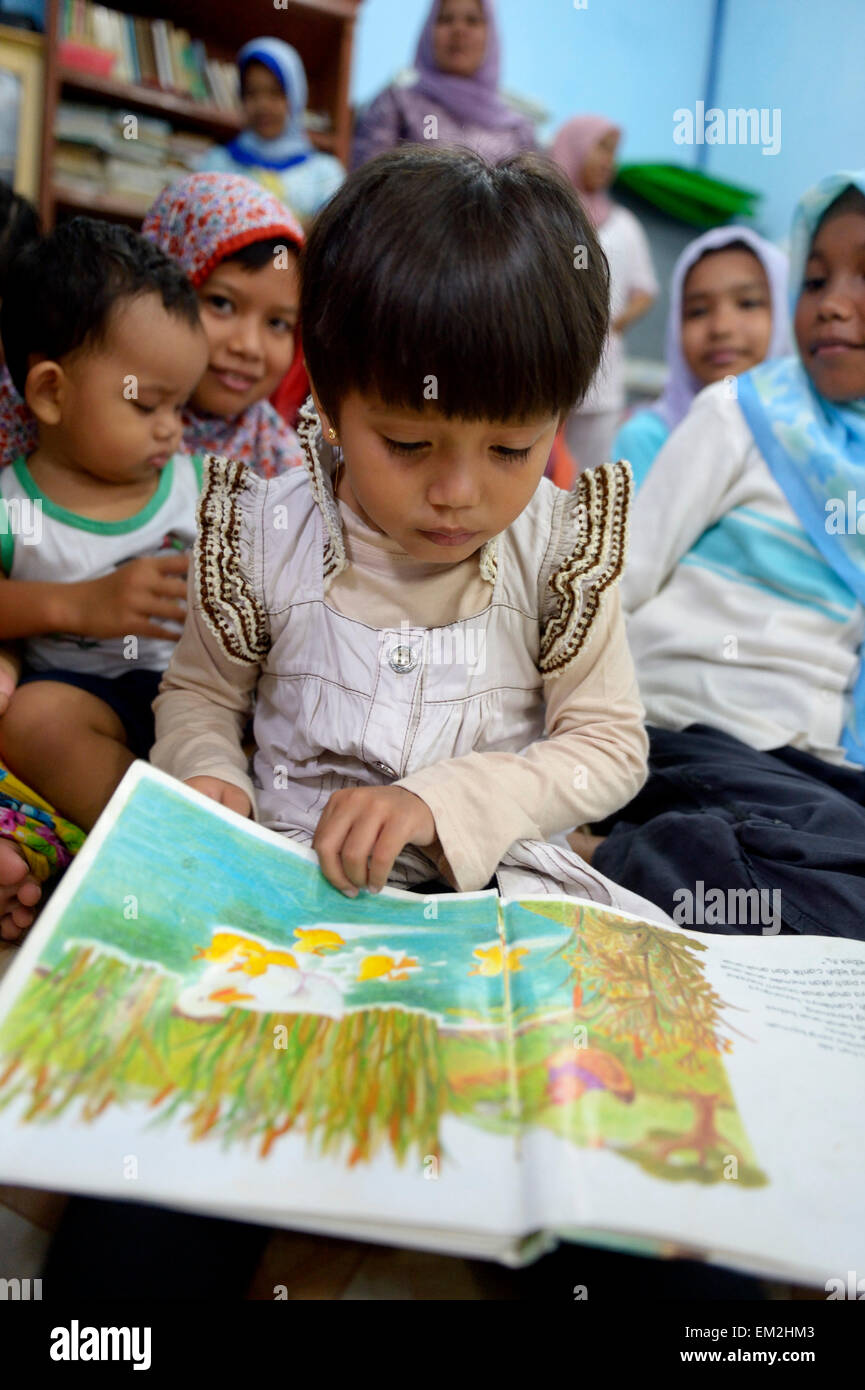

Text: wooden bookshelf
xmin=39 ymin=0 xmax=362 ymax=227
xmin=57 ymin=67 xmax=244 ymax=135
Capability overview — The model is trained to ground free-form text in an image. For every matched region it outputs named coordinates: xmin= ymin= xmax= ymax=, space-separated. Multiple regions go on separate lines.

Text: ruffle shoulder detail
xmin=194 ymin=453 xmax=270 ymax=665
xmin=539 ymin=460 xmax=632 ymax=678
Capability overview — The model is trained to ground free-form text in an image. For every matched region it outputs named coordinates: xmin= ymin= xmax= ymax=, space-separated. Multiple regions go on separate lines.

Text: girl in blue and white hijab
xmin=197 ymin=37 xmax=345 ymax=224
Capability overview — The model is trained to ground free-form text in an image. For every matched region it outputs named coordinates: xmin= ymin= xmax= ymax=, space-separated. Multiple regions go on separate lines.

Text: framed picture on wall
xmin=0 ymin=23 xmax=42 ymax=199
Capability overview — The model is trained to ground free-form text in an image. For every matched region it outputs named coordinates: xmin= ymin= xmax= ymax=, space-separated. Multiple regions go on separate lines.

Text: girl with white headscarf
xmin=613 ymin=226 xmax=790 ymax=489
xmin=197 ymin=37 xmax=345 ymax=224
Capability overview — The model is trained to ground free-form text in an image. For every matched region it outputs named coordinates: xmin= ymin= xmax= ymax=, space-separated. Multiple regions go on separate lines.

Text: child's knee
xmin=0 ymin=681 xmax=123 ymax=759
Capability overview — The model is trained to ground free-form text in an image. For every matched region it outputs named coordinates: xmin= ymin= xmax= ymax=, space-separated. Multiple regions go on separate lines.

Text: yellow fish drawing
xmin=236 ymin=947 xmax=299 ymax=977
xmin=193 ymin=930 xmax=253 ymax=964
xmin=292 ymin=928 xmax=345 ymax=956
xmin=469 ymin=944 xmax=529 ymax=977
xmin=192 ymin=930 xmax=298 ymax=977
xmin=357 ymin=952 xmax=419 ymax=983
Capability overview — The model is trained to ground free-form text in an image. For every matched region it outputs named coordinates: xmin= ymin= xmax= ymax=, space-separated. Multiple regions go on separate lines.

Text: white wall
xmin=351 ymin=0 xmax=714 ymax=161
xmin=350 ymin=0 xmax=865 ymax=241
xmin=711 ymin=0 xmax=865 ymax=242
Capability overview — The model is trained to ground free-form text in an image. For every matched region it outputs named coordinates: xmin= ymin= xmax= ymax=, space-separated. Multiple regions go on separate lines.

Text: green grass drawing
xmin=0 ymin=945 xmax=451 ymax=1166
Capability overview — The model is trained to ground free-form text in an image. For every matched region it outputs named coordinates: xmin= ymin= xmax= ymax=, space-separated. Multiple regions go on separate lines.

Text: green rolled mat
xmin=614 ymin=162 xmax=760 ymax=228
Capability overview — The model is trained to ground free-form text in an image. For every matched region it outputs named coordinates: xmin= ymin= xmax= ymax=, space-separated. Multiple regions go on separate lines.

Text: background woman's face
xmin=242 ymin=61 xmax=289 ymax=141
xmin=433 ymin=0 xmax=488 ymax=78
xmin=580 ymin=131 xmax=619 ymax=192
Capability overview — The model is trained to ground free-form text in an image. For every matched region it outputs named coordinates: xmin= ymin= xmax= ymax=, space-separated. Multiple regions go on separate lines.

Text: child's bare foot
xmin=567 ymin=828 xmax=606 ymax=864
xmin=0 ymin=838 xmax=42 ymax=942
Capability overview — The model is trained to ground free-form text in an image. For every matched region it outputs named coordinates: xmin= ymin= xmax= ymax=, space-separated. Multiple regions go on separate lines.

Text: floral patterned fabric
xmin=0 ymin=764 xmax=84 ymax=884
xmin=141 ymin=170 xmax=304 ymax=288
xmin=0 ymin=365 xmax=37 ymax=470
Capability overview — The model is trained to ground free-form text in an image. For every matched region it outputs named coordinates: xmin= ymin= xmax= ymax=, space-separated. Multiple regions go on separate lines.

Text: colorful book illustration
xmin=0 ymin=763 xmax=862 ymax=1283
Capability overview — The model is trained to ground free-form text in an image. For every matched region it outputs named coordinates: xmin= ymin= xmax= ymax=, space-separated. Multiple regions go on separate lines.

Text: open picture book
xmin=0 ymin=762 xmax=862 ymax=1286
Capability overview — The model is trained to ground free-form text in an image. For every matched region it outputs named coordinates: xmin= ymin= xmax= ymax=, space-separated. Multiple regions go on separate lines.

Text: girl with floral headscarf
xmin=142 ymin=172 xmax=305 ymax=477
xmin=351 ymin=0 xmax=535 ymax=170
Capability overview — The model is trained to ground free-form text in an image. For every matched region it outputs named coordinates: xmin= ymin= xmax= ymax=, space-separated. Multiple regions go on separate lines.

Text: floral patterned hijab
xmin=142 ymin=172 xmax=305 ymax=475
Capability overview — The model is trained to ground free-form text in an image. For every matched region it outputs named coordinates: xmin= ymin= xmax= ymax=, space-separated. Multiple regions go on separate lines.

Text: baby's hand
xmin=313 ymin=785 xmax=437 ymax=897
xmin=0 ymin=645 xmax=20 ymax=716
xmin=185 ymin=776 xmax=252 ymax=819
xmin=70 ymin=553 xmax=190 ymax=642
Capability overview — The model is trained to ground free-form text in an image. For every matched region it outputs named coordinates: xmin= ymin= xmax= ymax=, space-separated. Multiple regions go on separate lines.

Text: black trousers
xmin=594 ymin=723 xmax=865 ymax=938
xmin=41 ymin=1193 xmax=764 ymax=1300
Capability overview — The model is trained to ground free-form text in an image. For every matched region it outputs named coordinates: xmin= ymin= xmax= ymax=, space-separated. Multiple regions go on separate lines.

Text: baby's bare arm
xmin=0 ymin=553 xmax=189 ymax=643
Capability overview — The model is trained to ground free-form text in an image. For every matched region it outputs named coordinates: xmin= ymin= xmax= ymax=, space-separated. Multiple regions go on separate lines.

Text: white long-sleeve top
xmin=151 ymin=446 xmax=649 ymax=892
xmin=622 ymin=380 xmax=865 ymax=764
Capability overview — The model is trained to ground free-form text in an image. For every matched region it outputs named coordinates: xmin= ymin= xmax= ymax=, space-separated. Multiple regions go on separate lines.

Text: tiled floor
xmin=0 ymin=1201 xmax=54 ymax=1282
xmin=248 ymin=1231 xmax=502 ymax=1300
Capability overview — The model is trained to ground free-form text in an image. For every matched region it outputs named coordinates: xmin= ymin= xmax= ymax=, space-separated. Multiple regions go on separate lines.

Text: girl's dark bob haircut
xmin=300 ymin=145 xmax=610 ymax=423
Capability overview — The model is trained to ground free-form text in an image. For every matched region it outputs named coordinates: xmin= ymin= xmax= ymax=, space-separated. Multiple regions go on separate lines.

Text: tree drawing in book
xmin=510 ymin=900 xmax=767 ymax=1186
xmin=0 ymin=769 xmax=765 ymax=1188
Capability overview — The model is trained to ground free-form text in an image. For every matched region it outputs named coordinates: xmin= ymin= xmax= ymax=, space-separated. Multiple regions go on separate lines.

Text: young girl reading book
xmin=151 ymin=146 xmax=668 ymax=922
xmin=587 ymin=171 xmax=865 ymax=939
xmin=0 ymin=174 xmax=306 ymax=479
xmin=612 ymin=226 xmax=790 ymax=490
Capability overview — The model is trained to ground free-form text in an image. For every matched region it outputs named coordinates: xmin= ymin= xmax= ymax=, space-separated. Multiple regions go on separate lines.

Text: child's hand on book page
xmin=313 ymin=785 xmax=437 ymax=897
xmin=184 ymin=776 xmax=252 ymax=819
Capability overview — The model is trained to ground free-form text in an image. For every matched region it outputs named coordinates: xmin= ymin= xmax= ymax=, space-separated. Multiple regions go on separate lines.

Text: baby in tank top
xmin=0 ymin=217 xmax=208 ymax=941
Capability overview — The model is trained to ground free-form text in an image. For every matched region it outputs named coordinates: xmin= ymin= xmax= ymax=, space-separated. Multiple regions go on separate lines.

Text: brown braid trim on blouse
xmin=539 ymin=459 xmax=632 ymax=678
xmin=195 ymin=453 xmax=270 ymax=666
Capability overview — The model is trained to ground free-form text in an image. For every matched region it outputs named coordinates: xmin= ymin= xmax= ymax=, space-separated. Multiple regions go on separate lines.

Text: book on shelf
xmin=124 ymin=12 xmax=140 ymax=85
xmin=0 ymin=761 xmax=862 ymax=1286
xmin=53 ymin=100 xmax=213 ymax=208
xmin=133 ymin=16 xmax=156 ymax=87
xmin=57 ymin=101 xmax=171 ymax=159
xmin=59 ymin=0 xmax=240 ymax=111
xmin=150 ymin=18 xmax=172 ymax=92
xmin=57 ymin=40 xmax=115 ymax=78
xmin=167 ymin=128 xmax=215 ymax=165
xmin=54 ymin=141 xmax=104 ymax=182
xmin=103 ymin=155 xmax=173 ymax=200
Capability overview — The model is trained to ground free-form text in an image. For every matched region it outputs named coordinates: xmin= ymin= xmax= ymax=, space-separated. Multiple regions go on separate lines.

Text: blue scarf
xmin=227 ymin=37 xmax=312 ymax=173
xmin=737 ymin=170 xmax=865 ymax=764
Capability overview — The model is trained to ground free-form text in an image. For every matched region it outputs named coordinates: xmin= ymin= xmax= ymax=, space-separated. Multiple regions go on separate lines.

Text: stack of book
xmin=54 ymin=100 xmax=212 ymax=211
xmin=59 ymin=0 xmax=240 ymax=111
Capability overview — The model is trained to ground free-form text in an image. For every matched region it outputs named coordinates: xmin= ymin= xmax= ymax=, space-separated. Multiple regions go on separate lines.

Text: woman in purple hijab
xmin=612 ymin=226 xmax=790 ymax=490
xmin=351 ymin=0 xmax=535 ymax=170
